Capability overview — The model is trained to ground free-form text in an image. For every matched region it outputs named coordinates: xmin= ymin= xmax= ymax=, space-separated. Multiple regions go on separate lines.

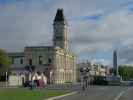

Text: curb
xmin=45 ymin=91 xmax=78 ymax=100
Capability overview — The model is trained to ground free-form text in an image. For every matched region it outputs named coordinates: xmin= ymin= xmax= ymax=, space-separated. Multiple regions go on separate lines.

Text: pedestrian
xmin=29 ymin=81 xmax=34 ymax=90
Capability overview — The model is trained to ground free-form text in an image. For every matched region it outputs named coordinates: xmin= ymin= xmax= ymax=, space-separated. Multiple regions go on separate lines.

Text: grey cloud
xmin=0 ymin=2 xmax=54 ymax=52
xmin=118 ymin=39 xmax=133 ymax=64
xmin=0 ymin=0 xmax=133 ymax=65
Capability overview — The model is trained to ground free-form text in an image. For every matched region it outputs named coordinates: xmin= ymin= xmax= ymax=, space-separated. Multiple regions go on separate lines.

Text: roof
xmin=24 ymin=46 xmax=54 ymax=51
xmin=25 ymin=46 xmax=53 ymax=49
xmin=11 ymin=67 xmax=29 ymax=74
xmin=8 ymin=52 xmax=24 ymax=57
xmin=54 ymin=8 xmax=66 ymax=22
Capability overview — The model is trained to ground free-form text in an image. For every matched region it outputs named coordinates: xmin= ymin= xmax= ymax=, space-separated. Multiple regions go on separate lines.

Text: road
xmin=56 ymin=86 xmax=133 ymax=100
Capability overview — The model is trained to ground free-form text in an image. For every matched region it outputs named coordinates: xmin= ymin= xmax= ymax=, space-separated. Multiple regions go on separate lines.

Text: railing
xmin=43 ymin=83 xmax=81 ymax=91
xmin=0 ymin=82 xmax=8 ymax=87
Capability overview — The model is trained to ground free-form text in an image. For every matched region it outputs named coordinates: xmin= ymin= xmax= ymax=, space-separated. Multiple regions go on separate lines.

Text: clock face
xmin=54 ymin=24 xmax=65 ymax=34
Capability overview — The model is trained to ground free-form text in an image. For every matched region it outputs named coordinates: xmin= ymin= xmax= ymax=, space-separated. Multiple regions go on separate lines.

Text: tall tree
xmin=119 ymin=65 xmax=133 ymax=80
xmin=0 ymin=49 xmax=11 ymax=76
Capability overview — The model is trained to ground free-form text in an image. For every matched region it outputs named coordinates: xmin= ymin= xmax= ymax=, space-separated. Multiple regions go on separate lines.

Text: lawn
xmin=0 ymin=88 xmax=68 ymax=100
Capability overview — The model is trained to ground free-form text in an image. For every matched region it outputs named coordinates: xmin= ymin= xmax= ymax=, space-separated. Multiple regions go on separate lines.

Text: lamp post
xmin=80 ymin=67 xmax=90 ymax=90
xmin=5 ymin=72 xmax=8 ymax=88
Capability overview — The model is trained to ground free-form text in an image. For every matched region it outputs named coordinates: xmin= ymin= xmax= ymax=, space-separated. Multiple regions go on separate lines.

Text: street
xmin=56 ymin=86 xmax=133 ymax=100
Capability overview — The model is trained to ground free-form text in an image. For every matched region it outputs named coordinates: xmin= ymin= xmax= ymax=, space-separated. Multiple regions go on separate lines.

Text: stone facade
xmin=53 ymin=48 xmax=76 ymax=83
xmin=24 ymin=46 xmax=76 ymax=84
xmin=8 ymin=9 xmax=76 ymax=84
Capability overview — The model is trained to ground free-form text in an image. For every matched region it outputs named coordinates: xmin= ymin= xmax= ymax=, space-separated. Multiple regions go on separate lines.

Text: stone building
xmin=76 ymin=62 xmax=109 ymax=82
xmin=8 ymin=9 xmax=76 ymax=84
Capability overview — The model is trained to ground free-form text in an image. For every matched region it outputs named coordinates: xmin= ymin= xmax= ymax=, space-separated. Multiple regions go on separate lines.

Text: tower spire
xmin=113 ymin=50 xmax=118 ymax=76
xmin=54 ymin=8 xmax=65 ymax=22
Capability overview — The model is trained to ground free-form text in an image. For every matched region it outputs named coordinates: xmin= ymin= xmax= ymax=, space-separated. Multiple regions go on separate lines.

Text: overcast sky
xmin=0 ymin=0 xmax=133 ymax=66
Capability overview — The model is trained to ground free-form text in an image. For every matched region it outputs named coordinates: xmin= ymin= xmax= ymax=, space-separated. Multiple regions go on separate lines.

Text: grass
xmin=0 ymin=88 xmax=68 ymax=100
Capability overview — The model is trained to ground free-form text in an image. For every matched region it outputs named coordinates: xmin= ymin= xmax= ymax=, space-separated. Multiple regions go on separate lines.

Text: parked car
xmin=106 ymin=76 xmax=121 ymax=86
xmin=23 ymin=81 xmax=30 ymax=87
xmin=93 ymin=76 xmax=108 ymax=85
xmin=23 ymin=81 xmax=37 ymax=88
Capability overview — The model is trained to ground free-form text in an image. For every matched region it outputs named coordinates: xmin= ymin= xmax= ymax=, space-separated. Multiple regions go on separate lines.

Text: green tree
xmin=119 ymin=65 xmax=133 ymax=80
xmin=0 ymin=49 xmax=11 ymax=76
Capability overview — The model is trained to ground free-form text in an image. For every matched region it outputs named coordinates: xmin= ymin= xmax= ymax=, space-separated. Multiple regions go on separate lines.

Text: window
xmin=29 ymin=59 xmax=32 ymax=66
xmin=39 ymin=56 xmax=42 ymax=65
xmin=12 ymin=58 xmax=14 ymax=64
xmin=20 ymin=58 xmax=23 ymax=64
xmin=48 ymin=58 xmax=52 ymax=63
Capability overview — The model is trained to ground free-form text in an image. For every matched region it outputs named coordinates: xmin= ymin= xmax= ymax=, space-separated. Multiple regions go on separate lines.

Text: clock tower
xmin=53 ymin=9 xmax=68 ymax=50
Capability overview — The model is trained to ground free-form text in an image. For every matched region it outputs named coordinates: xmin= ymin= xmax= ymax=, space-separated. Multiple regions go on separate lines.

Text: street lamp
xmin=6 ymin=72 xmax=8 ymax=88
